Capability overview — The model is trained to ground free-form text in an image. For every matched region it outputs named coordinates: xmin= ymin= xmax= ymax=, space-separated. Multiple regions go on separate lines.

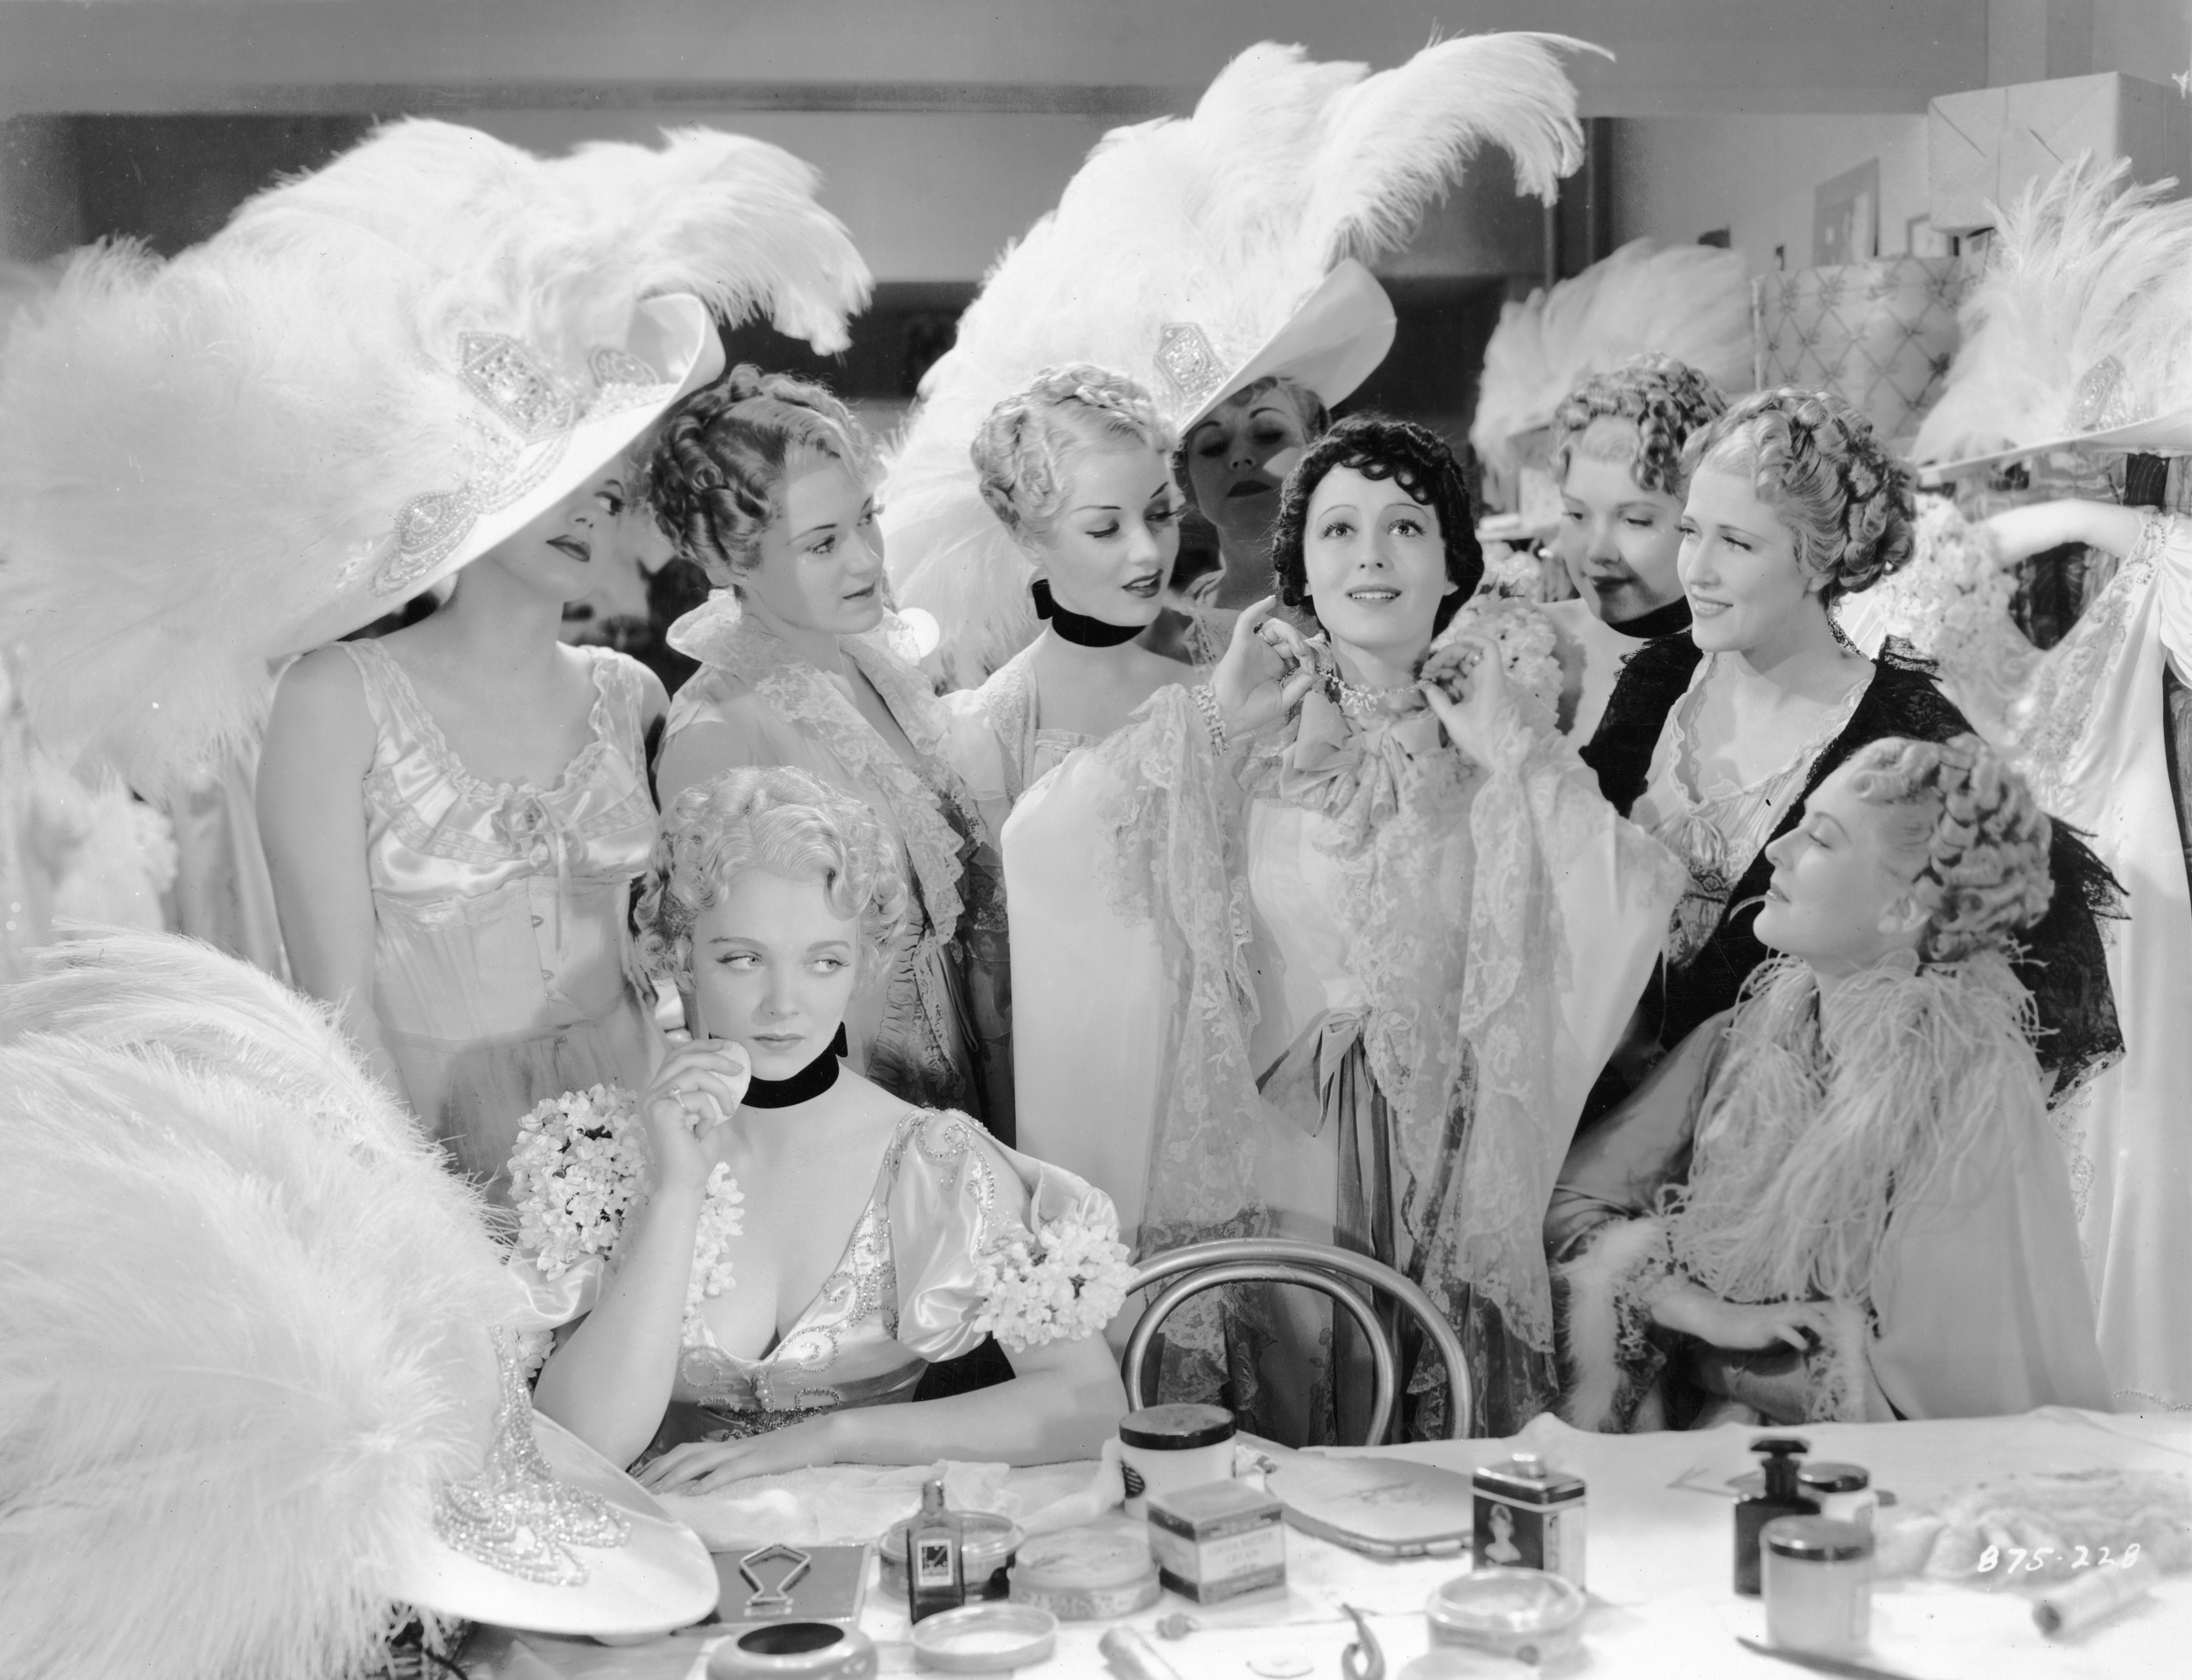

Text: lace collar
xmin=668 ymin=593 xmax=969 ymax=930
xmin=1249 ymin=684 xmax=1450 ymax=851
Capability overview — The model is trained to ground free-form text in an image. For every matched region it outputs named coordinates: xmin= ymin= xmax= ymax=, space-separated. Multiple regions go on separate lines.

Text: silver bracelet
xmin=1190 ymin=683 xmax=1228 ymax=751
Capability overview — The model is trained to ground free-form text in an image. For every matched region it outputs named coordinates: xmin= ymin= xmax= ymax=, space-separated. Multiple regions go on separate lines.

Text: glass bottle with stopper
xmin=1735 ymin=1437 xmax=1820 ymax=1596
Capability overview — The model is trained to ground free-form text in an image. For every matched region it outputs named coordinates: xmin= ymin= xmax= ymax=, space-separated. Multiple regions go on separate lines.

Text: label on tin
xmin=1474 ymin=1491 xmax=1587 ymax=1589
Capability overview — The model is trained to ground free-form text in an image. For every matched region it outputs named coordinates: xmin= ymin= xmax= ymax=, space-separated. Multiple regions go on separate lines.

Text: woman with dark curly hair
xmin=1541 ymin=354 xmax=1726 ymax=736
xmin=1547 ymin=735 xmax=2109 ymax=1428
xmin=1009 ymin=412 xmax=1685 ymax=1441
xmin=642 ymin=365 xmax=993 ymax=1125
xmin=1578 ymin=389 xmax=2121 ymax=1110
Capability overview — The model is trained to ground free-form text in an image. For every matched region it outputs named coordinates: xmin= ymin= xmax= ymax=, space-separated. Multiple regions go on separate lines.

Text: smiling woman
xmin=641 ymin=365 xmax=995 ymax=1125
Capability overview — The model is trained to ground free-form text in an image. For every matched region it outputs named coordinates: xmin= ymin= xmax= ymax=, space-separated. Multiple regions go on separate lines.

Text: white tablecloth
xmin=473 ymin=1406 xmax=2192 ymax=1680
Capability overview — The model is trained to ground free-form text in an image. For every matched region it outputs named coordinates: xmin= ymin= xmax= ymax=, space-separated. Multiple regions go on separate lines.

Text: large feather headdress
xmin=0 ymin=933 xmax=716 ymax=1680
xmin=0 ymin=119 xmax=871 ymax=801
xmin=1469 ymin=236 xmax=1753 ymax=486
xmin=884 ymin=34 xmax=1601 ymax=687
xmin=1912 ymin=155 xmax=2192 ymax=477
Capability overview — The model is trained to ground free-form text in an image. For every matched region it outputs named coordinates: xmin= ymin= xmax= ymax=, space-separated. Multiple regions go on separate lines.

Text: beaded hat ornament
xmin=0 ymin=119 xmax=871 ymax=801
xmin=883 ymin=32 xmax=1601 ymax=686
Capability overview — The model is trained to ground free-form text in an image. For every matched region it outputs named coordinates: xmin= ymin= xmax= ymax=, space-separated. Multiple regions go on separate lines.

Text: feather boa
xmin=0 ymin=934 xmax=514 ymax=1680
xmin=885 ymin=33 xmax=1600 ymax=686
xmin=1668 ymin=951 xmax=2040 ymax=1308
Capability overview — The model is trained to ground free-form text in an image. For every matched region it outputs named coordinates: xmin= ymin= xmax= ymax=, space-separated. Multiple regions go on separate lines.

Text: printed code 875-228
xmin=1977 ymin=1543 xmax=2142 ymax=1573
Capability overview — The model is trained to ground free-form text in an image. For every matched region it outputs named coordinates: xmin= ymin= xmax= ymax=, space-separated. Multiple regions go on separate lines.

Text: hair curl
xmin=1550 ymin=353 xmax=1727 ymax=498
xmin=641 ymin=363 xmax=877 ymax=587
xmin=1683 ymin=386 xmax=1914 ymax=600
xmin=634 ymin=765 xmax=908 ymax=991
xmin=1844 ymin=733 xmax=2055 ymax=962
xmin=1271 ymin=413 xmax=1482 ymax=634
xmin=971 ymin=363 xmax=1178 ymax=545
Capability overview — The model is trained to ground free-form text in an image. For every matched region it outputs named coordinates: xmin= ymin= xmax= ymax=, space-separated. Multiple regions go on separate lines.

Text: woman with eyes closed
xmin=1008 ymin=414 xmax=1681 ymax=1441
xmin=643 ymin=365 xmax=990 ymax=1122
xmin=260 ymin=457 xmax=668 ymax=1204
xmin=523 ymin=767 xmax=1127 ymax=1490
xmin=1577 ymin=387 xmax=2121 ymax=1110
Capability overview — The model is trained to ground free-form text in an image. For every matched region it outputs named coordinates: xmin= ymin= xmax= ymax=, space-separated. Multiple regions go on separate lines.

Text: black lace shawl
xmin=1581 ymin=634 xmax=2125 ymax=1098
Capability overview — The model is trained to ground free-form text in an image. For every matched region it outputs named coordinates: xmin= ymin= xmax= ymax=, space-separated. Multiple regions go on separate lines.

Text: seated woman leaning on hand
xmin=519 ymin=765 xmax=1128 ymax=1490
xmin=1547 ymin=734 xmax=2110 ymax=1430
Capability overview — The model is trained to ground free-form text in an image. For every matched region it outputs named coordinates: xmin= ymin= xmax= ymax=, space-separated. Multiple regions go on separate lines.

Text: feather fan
xmin=1912 ymin=155 xmax=2192 ymax=465
xmin=0 ymin=119 xmax=870 ymax=802
xmin=883 ymin=34 xmax=1602 ymax=687
xmin=1469 ymin=237 xmax=1754 ymax=481
xmin=0 ymin=937 xmax=515 ymax=1680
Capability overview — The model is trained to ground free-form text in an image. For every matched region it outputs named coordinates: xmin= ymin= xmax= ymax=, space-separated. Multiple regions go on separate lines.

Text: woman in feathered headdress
xmin=1548 ymin=735 xmax=2109 ymax=1429
xmin=883 ymin=33 xmax=1605 ymax=690
xmin=0 ymin=120 xmax=872 ymax=1206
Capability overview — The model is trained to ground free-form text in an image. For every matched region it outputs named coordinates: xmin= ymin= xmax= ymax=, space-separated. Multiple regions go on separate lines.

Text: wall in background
xmin=1606 ymin=114 xmax=1930 ymax=278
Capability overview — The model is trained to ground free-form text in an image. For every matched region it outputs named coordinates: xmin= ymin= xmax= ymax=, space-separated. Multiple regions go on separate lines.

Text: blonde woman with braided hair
xmin=644 ymin=365 xmax=994 ymax=1129
xmin=1577 ymin=388 xmax=2120 ymax=1117
xmin=1548 ymin=734 xmax=2110 ymax=1429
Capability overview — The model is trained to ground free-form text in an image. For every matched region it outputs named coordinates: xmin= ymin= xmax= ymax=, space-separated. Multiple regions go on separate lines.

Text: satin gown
xmin=513 ymin=1107 xmax=1120 ymax=1455
xmin=342 ymin=639 xmax=659 ymax=1205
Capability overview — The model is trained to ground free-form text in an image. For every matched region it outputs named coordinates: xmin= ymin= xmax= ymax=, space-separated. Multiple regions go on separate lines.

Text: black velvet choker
xmin=1031 ymin=578 xmax=1144 ymax=648
xmin=740 ymin=1032 xmax=845 ymax=1109
xmin=1609 ymin=596 xmax=1693 ymax=641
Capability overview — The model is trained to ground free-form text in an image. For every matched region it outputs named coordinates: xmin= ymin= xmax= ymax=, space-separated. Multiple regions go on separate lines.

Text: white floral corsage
xmin=972 ymin=1208 xmax=1136 ymax=1351
xmin=1861 ymin=499 xmax=2015 ymax=660
xmin=508 ymin=1083 xmax=744 ymax=1358
xmin=1430 ymin=590 xmax=1564 ymax=720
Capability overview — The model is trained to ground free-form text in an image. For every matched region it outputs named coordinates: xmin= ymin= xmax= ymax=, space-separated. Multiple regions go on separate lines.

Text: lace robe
xmin=1006 ymin=650 xmax=1683 ymax=1440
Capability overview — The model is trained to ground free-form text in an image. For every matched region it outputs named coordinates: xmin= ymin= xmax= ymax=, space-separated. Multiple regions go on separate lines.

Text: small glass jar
xmin=1797 ymin=1462 xmax=1878 ymax=1530
xmin=1762 ymin=1517 xmax=1874 ymax=1659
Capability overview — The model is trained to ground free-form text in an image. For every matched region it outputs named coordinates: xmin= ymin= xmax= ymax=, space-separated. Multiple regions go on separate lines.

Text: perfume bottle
xmin=1734 ymin=1437 xmax=1819 ymax=1596
xmin=903 ymin=1478 xmax=966 ymax=1622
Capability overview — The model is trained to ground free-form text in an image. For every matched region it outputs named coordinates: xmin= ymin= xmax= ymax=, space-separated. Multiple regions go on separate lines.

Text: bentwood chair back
xmin=1121 ymin=1237 xmax=1472 ymax=1442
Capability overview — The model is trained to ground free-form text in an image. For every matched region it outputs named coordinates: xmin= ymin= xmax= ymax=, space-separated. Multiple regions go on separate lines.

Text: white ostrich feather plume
xmin=0 ymin=934 xmax=514 ymax=1680
xmin=1470 ymin=237 xmax=1754 ymax=478
xmin=1913 ymin=155 xmax=2192 ymax=465
xmin=0 ymin=120 xmax=869 ymax=801
xmin=884 ymin=33 xmax=1601 ymax=687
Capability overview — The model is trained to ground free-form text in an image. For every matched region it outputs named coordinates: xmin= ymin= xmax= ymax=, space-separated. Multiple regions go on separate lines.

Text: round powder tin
xmin=707 ymin=1622 xmax=879 ymax=1680
xmin=1426 ymin=1568 xmax=1587 ymax=1667
xmin=880 ymin=1511 xmax=1022 ymax=1601
xmin=909 ymin=1602 xmax=1059 ymax=1672
xmin=1008 ymin=1526 xmax=1162 ymax=1620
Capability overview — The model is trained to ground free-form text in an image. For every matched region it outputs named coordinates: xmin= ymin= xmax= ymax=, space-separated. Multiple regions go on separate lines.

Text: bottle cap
xmin=1763 ymin=1516 xmax=1873 ymax=1562
xmin=920 ymin=1478 xmax=948 ymax=1512
xmin=1508 ymin=1453 xmax=1546 ymax=1479
xmin=1797 ymin=1462 xmax=1871 ymax=1495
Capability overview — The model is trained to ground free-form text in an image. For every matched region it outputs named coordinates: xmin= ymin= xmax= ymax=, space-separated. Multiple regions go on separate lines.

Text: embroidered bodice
xmin=516 ymin=1108 xmax=1121 ymax=1416
xmin=340 ymin=639 xmax=657 ymax=1042
xmin=1630 ymin=654 xmax=1871 ymax=965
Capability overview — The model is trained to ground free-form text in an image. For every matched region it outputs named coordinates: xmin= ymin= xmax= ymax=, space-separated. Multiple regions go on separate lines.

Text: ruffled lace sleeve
xmin=885 ymin=1110 xmax=1131 ymax=1364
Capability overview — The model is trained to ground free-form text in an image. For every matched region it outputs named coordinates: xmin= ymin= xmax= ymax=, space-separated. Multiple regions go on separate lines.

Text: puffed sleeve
xmin=885 ymin=1110 xmax=1127 ymax=1365
xmin=503 ymin=1249 xmax=608 ymax=1335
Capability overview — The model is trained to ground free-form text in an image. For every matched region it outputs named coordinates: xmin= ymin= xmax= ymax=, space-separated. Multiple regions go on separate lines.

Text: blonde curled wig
xmin=1845 ymin=733 xmax=2055 ymax=962
xmin=642 ymin=363 xmax=878 ymax=587
xmin=634 ymin=765 xmax=908 ymax=990
xmin=970 ymin=363 xmax=1178 ymax=546
xmin=1684 ymin=386 xmax=1914 ymax=600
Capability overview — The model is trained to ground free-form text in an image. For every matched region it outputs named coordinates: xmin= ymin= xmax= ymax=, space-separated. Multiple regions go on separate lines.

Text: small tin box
xmin=1472 ymin=1452 xmax=1587 ymax=1590
xmin=1145 ymin=1480 xmax=1287 ymax=1604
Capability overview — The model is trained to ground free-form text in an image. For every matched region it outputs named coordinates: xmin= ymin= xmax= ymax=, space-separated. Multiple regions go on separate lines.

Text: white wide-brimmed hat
xmin=0 ymin=932 xmax=721 ymax=1678
xmin=883 ymin=33 xmax=1601 ymax=686
xmin=1912 ymin=155 xmax=2192 ymax=482
xmin=0 ymin=119 xmax=871 ymax=800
